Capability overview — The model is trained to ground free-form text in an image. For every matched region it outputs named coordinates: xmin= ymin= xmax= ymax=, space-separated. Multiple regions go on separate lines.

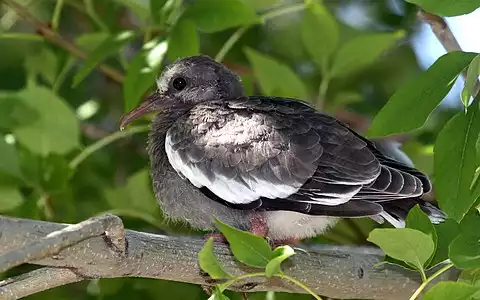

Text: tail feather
xmin=374 ymin=198 xmax=447 ymax=228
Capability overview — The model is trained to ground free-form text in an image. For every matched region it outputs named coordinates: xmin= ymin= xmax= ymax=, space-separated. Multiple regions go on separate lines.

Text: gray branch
xmin=0 ymin=215 xmax=458 ymax=300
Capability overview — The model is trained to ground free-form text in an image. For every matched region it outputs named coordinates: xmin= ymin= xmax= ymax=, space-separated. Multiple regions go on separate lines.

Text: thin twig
xmin=417 ymin=10 xmax=480 ymax=96
xmin=4 ymin=0 xmax=124 ymax=84
xmin=68 ymin=125 xmax=150 ymax=170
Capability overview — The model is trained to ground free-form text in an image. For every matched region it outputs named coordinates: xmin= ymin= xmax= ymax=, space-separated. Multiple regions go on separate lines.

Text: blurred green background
xmin=0 ymin=0 xmax=478 ymax=299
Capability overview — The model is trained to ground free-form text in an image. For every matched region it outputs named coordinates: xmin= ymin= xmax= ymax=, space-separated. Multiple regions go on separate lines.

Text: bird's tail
xmin=374 ymin=198 xmax=447 ymax=228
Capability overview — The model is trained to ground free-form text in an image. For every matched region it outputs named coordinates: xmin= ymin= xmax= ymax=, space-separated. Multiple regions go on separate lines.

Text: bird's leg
xmin=203 ymin=232 xmax=228 ymax=244
xmin=270 ymin=237 xmax=301 ymax=247
xmin=249 ymin=214 xmax=268 ymax=237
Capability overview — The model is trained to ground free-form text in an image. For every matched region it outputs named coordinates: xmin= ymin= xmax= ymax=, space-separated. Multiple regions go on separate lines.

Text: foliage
xmin=0 ymin=0 xmax=480 ymax=299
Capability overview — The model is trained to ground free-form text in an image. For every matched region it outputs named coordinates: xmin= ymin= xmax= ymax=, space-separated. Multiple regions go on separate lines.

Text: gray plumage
xmin=120 ymin=55 xmax=446 ymax=241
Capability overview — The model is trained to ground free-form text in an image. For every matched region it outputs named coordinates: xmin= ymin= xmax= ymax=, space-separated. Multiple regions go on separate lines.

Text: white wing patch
xmin=165 ymin=131 xmax=298 ymax=204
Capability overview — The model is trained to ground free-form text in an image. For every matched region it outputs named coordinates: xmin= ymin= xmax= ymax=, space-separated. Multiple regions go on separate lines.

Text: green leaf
xmin=25 ymin=47 xmax=58 ymax=85
xmin=111 ymin=0 xmax=149 ymax=20
xmin=450 ymin=234 xmax=480 ymax=269
xmin=0 ymin=185 xmax=23 ymax=212
xmin=422 ymin=282 xmax=480 ymax=300
xmin=73 ymin=31 xmax=135 ymax=87
xmin=406 ymin=0 xmax=480 ymax=17
xmin=167 ymin=18 xmax=199 ymax=61
xmin=0 ymin=93 xmax=38 ymax=129
xmin=208 ymin=286 xmax=231 ymax=300
xmin=265 ymin=245 xmax=295 ymax=277
xmin=406 ymin=205 xmax=437 ymax=266
xmin=368 ymin=51 xmax=477 ymax=137
xmin=104 ymin=169 xmax=158 ymax=215
xmin=0 ymin=136 xmax=22 ymax=179
xmin=462 ymin=54 xmax=480 ymax=108
xmin=150 ymin=0 xmax=167 ymax=23
xmin=241 ymin=0 xmax=280 ymax=9
xmin=75 ymin=32 xmax=110 ymax=51
xmin=431 ymin=219 xmax=461 ymax=267
xmin=198 ymin=237 xmax=231 ymax=279
xmin=124 ymin=40 xmax=167 ymax=112
xmin=459 ymin=269 xmax=480 ymax=287
xmin=330 ymin=32 xmax=404 ymax=78
xmin=244 ymin=48 xmax=308 ymax=100
xmin=367 ymin=228 xmax=434 ymax=272
xmin=185 ymin=0 xmax=259 ymax=33
xmin=13 ymin=86 xmax=80 ymax=156
xmin=301 ymin=1 xmax=338 ymax=70
xmin=434 ymin=95 xmax=480 ymax=222
xmin=215 ymin=218 xmax=273 ymax=268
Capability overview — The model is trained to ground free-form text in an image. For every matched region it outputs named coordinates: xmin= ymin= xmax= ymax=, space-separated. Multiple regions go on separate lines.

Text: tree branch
xmin=0 ymin=215 xmax=458 ymax=300
xmin=3 ymin=0 xmax=125 ymax=84
xmin=417 ymin=10 xmax=480 ymax=96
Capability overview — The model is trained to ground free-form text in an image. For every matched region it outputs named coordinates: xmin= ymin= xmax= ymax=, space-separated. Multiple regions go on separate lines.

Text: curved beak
xmin=119 ymin=92 xmax=162 ymax=130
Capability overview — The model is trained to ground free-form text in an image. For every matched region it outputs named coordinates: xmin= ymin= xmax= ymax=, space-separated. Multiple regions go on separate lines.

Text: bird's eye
xmin=172 ymin=77 xmax=187 ymax=91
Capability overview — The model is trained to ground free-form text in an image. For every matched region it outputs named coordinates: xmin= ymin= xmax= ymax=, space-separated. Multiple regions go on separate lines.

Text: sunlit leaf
xmin=368 ymin=51 xmax=477 ymax=137
xmin=434 ymin=95 xmax=480 ymax=222
xmin=461 ymin=54 xmax=480 ymax=108
xmin=124 ymin=40 xmax=168 ymax=112
xmin=406 ymin=205 xmax=437 ymax=266
xmin=245 ymin=48 xmax=308 ymax=99
xmin=208 ymin=286 xmax=231 ymax=300
xmin=0 ymin=185 xmax=23 ymax=212
xmin=422 ymin=282 xmax=479 ymax=300
xmin=167 ymin=18 xmax=199 ymax=61
xmin=13 ymin=86 xmax=80 ymax=156
xmin=185 ymin=0 xmax=259 ymax=33
xmin=73 ymin=31 xmax=135 ymax=87
xmin=406 ymin=0 xmax=480 ymax=17
xmin=301 ymin=1 xmax=338 ymax=70
xmin=265 ymin=245 xmax=295 ymax=277
xmin=330 ymin=31 xmax=404 ymax=78
xmin=198 ymin=237 xmax=231 ymax=279
xmin=367 ymin=228 xmax=434 ymax=273
xmin=215 ymin=218 xmax=272 ymax=268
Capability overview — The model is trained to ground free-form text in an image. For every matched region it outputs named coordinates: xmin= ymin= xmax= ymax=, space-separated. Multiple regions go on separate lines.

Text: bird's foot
xmin=204 ymin=232 xmax=228 ymax=244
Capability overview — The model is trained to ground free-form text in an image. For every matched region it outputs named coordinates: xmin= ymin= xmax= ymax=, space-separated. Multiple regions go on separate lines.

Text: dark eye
xmin=172 ymin=77 xmax=187 ymax=91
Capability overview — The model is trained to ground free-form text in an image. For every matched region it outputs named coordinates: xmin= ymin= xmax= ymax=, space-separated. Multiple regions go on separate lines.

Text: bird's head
xmin=120 ymin=55 xmax=243 ymax=129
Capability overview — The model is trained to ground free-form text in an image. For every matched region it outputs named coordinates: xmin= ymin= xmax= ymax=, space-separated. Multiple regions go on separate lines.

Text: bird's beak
xmin=119 ymin=92 xmax=163 ymax=130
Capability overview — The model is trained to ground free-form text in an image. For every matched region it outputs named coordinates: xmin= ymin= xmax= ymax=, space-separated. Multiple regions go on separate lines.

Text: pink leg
xmin=250 ymin=214 xmax=268 ymax=237
xmin=204 ymin=232 xmax=228 ymax=244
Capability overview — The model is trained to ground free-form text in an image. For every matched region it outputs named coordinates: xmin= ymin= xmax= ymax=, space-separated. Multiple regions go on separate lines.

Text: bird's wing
xmin=165 ymin=97 xmax=388 ymax=213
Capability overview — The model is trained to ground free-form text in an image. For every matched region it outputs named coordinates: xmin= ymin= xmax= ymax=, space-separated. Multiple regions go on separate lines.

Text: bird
xmin=120 ymin=55 xmax=446 ymax=244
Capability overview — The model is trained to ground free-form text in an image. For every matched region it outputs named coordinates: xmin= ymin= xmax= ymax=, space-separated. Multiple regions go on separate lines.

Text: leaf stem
xmin=260 ymin=3 xmax=305 ymax=21
xmin=215 ymin=3 xmax=306 ymax=62
xmin=83 ymin=0 xmax=109 ymax=32
xmin=215 ymin=26 xmax=249 ymax=62
xmin=51 ymin=0 xmax=65 ymax=31
xmin=278 ymin=274 xmax=323 ymax=300
xmin=408 ymin=263 xmax=454 ymax=300
xmin=68 ymin=125 xmax=150 ymax=170
xmin=218 ymin=272 xmax=266 ymax=292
